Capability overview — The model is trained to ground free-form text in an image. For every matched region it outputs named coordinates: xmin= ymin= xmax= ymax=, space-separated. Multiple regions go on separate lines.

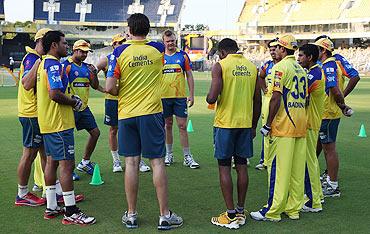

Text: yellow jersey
xmin=107 ymin=39 xmax=164 ymax=119
xmin=161 ymin=49 xmax=192 ymax=98
xmin=214 ymin=53 xmax=258 ymax=128
xmin=307 ymin=64 xmax=325 ymax=131
xmin=321 ymin=57 xmax=344 ymax=119
xmin=17 ymin=47 xmax=40 ymax=117
xmin=270 ymin=55 xmax=308 ymax=137
xmin=36 ymin=55 xmax=75 ymax=134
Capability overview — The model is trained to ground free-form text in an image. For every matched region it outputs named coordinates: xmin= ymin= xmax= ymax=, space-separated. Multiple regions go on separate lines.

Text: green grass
xmin=0 ymin=75 xmax=369 ymax=233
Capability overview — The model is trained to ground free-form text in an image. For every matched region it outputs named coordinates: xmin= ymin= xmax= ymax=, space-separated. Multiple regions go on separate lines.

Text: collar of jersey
xmin=25 ymin=46 xmax=41 ymax=57
xmin=283 ymin=55 xmax=295 ymax=61
xmin=322 ymin=57 xmax=335 ymax=64
xmin=67 ymin=57 xmax=83 ymax=67
xmin=309 ymin=64 xmax=319 ymax=71
xmin=44 ymin=54 xmax=59 ymax=61
xmin=125 ymin=39 xmax=149 ymax=44
xmin=165 ymin=48 xmax=180 ymax=57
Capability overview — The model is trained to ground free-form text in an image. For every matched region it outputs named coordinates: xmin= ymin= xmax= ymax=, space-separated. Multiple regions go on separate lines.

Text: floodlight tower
xmin=157 ymin=0 xmax=175 ymax=26
xmin=76 ymin=0 xmax=92 ymax=22
xmin=43 ymin=0 xmax=60 ymax=24
xmin=128 ymin=0 xmax=144 ymax=14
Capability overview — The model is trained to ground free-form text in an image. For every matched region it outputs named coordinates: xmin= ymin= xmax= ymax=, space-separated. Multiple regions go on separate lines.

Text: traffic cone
xmin=358 ymin=124 xmax=367 ymax=138
xmin=187 ymin=119 xmax=194 ymax=133
xmin=89 ymin=164 xmax=104 ymax=185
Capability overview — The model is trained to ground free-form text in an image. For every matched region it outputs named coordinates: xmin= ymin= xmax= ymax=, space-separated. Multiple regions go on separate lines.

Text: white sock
xmin=55 ymin=180 xmax=62 ymax=195
xmin=63 ymin=191 xmax=76 ymax=207
xmin=82 ymin=159 xmax=90 ymax=165
xmin=45 ymin=185 xmax=57 ymax=210
xmin=111 ymin=150 xmax=120 ymax=161
xmin=183 ymin=147 xmax=191 ymax=156
xmin=18 ymin=184 xmax=28 ymax=198
xmin=327 ymin=176 xmax=338 ymax=189
xmin=166 ymin=144 xmax=173 ymax=154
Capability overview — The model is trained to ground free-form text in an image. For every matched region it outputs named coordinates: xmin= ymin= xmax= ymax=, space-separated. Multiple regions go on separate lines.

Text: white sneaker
xmin=32 ymin=184 xmax=43 ymax=192
xmin=113 ymin=160 xmax=123 ymax=173
xmin=165 ymin=152 xmax=174 ymax=166
xmin=139 ymin=160 xmax=150 ymax=172
xmin=301 ymin=204 xmax=322 ymax=213
xmin=183 ymin=154 xmax=200 ymax=169
xmin=255 ymin=163 xmax=266 ymax=170
xmin=250 ymin=211 xmax=280 ymax=222
xmin=247 ymin=158 xmax=250 ymax=166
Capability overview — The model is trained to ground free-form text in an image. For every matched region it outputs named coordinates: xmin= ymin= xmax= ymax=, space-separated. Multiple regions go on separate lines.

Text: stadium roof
xmin=34 ymin=0 xmax=183 ymax=27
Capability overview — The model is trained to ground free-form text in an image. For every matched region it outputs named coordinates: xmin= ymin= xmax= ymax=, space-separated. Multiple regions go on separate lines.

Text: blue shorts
xmin=19 ymin=117 xmax=43 ymax=148
xmin=118 ymin=113 xmax=165 ymax=158
xmin=74 ymin=107 xmax=98 ymax=131
xmin=43 ymin=128 xmax=75 ymax=161
xmin=162 ymin=98 xmax=188 ymax=118
xmin=104 ymin=99 xmax=118 ymax=126
xmin=319 ymin=118 xmax=340 ymax=144
xmin=214 ymin=127 xmax=253 ymax=160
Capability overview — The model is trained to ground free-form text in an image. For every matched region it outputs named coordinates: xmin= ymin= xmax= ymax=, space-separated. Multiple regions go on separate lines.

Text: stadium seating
xmin=0 ymin=0 xmax=4 ymax=20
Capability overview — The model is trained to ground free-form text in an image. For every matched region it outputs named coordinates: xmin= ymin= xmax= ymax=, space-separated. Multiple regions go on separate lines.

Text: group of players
xmin=14 ymin=12 xmax=359 ymax=230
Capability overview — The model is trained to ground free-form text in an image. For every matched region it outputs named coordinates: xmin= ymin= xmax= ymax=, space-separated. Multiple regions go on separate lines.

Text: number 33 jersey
xmin=270 ymin=55 xmax=308 ymax=137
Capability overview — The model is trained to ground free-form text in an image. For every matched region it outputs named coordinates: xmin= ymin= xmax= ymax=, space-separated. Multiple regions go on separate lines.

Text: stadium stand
xmin=0 ymin=0 xmax=4 ymax=20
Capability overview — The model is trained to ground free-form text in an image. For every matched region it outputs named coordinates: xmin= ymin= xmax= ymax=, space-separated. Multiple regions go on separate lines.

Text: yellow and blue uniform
xmin=305 ymin=64 xmax=325 ymax=209
xmin=334 ymin=53 xmax=359 ymax=80
xmin=104 ymin=53 xmax=119 ymax=126
xmin=17 ymin=47 xmax=43 ymax=148
xmin=213 ymin=53 xmax=258 ymax=159
xmin=161 ymin=49 xmax=192 ymax=118
xmin=107 ymin=39 xmax=165 ymax=158
xmin=37 ymin=55 xmax=75 ymax=161
xmin=319 ymin=57 xmax=343 ymax=144
xmin=259 ymin=55 xmax=308 ymax=221
xmin=260 ymin=60 xmax=275 ymax=165
xmin=63 ymin=58 xmax=97 ymax=131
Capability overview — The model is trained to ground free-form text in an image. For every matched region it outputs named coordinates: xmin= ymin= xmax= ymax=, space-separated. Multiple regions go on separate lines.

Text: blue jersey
xmin=333 ymin=53 xmax=359 ymax=79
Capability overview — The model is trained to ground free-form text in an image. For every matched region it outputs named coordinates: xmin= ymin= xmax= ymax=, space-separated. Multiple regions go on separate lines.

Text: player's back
xmin=215 ymin=53 xmax=258 ymax=129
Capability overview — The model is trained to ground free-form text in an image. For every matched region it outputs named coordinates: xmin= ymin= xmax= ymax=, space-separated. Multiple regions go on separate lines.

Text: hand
xmin=260 ymin=124 xmax=271 ymax=137
xmin=87 ymin=64 xmax=98 ymax=75
xmin=187 ymin=96 xmax=194 ymax=108
xmin=342 ymin=105 xmax=354 ymax=117
xmin=72 ymin=95 xmax=83 ymax=111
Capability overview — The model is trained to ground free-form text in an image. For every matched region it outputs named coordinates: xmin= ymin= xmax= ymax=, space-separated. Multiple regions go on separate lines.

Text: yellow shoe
xmin=236 ymin=212 xmax=246 ymax=225
xmin=211 ymin=212 xmax=240 ymax=229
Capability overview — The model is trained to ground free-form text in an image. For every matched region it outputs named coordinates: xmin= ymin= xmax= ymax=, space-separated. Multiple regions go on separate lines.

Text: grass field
xmin=0 ymin=74 xmax=369 ymax=233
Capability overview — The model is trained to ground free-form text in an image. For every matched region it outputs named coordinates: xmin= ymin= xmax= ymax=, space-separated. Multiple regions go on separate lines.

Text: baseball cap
xmin=34 ymin=28 xmax=52 ymax=41
xmin=73 ymin=40 xmax=92 ymax=52
xmin=270 ymin=34 xmax=298 ymax=50
xmin=314 ymin=38 xmax=334 ymax=52
xmin=111 ymin=33 xmax=125 ymax=45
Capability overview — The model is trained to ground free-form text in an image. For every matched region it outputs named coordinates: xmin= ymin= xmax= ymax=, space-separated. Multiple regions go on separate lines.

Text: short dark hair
xmin=268 ymin=39 xmax=277 ymax=48
xmin=317 ymin=46 xmax=332 ymax=57
xmin=42 ymin=30 xmax=65 ymax=53
xmin=162 ymin=29 xmax=175 ymax=39
xmin=277 ymin=45 xmax=295 ymax=55
xmin=218 ymin=38 xmax=239 ymax=53
xmin=299 ymin=44 xmax=319 ymax=63
xmin=127 ymin=13 xmax=150 ymax=37
xmin=315 ymin=35 xmax=332 ymax=42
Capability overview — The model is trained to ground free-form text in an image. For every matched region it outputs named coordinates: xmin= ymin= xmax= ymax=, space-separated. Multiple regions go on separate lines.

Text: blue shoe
xmin=72 ymin=171 xmax=80 ymax=181
xmin=76 ymin=161 xmax=96 ymax=175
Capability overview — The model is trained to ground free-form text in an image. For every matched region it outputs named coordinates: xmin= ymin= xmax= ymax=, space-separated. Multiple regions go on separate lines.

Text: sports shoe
xmin=15 ymin=192 xmax=46 ymax=206
xmin=77 ymin=161 xmax=96 ymax=175
xmin=158 ymin=211 xmax=183 ymax=230
xmin=320 ymin=170 xmax=328 ymax=183
xmin=32 ymin=184 xmax=43 ymax=192
xmin=211 ymin=212 xmax=239 ymax=229
xmin=62 ymin=210 xmax=96 ymax=226
xmin=72 ymin=171 xmax=80 ymax=181
xmin=57 ymin=193 xmax=85 ymax=205
xmin=247 ymin=158 xmax=250 ymax=166
xmin=236 ymin=212 xmax=246 ymax=225
xmin=301 ymin=204 xmax=322 ymax=213
xmin=250 ymin=211 xmax=280 ymax=222
xmin=164 ymin=152 xmax=174 ymax=166
xmin=323 ymin=184 xmax=341 ymax=197
xmin=113 ymin=160 xmax=123 ymax=172
xmin=255 ymin=163 xmax=266 ymax=170
xmin=44 ymin=206 xmax=65 ymax=219
xmin=183 ymin=154 xmax=200 ymax=169
xmin=122 ymin=211 xmax=138 ymax=229
xmin=139 ymin=160 xmax=151 ymax=172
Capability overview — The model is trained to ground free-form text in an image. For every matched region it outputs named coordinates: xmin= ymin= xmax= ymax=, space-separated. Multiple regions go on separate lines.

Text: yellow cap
xmin=111 ymin=33 xmax=125 ymax=45
xmin=73 ymin=40 xmax=92 ymax=52
xmin=314 ymin=38 xmax=334 ymax=52
xmin=34 ymin=28 xmax=52 ymax=41
xmin=270 ymin=34 xmax=298 ymax=50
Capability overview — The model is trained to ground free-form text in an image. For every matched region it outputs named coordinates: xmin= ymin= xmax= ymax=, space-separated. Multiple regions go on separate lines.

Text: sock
xmin=55 ymin=180 xmax=62 ymax=195
xmin=183 ymin=147 xmax=191 ymax=156
xmin=45 ymin=185 xmax=57 ymax=210
xmin=227 ymin=209 xmax=236 ymax=219
xmin=63 ymin=191 xmax=76 ymax=207
xmin=166 ymin=144 xmax=173 ymax=154
xmin=236 ymin=205 xmax=244 ymax=214
xmin=111 ymin=150 xmax=120 ymax=162
xmin=82 ymin=159 xmax=90 ymax=165
xmin=17 ymin=184 xmax=28 ymax=198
